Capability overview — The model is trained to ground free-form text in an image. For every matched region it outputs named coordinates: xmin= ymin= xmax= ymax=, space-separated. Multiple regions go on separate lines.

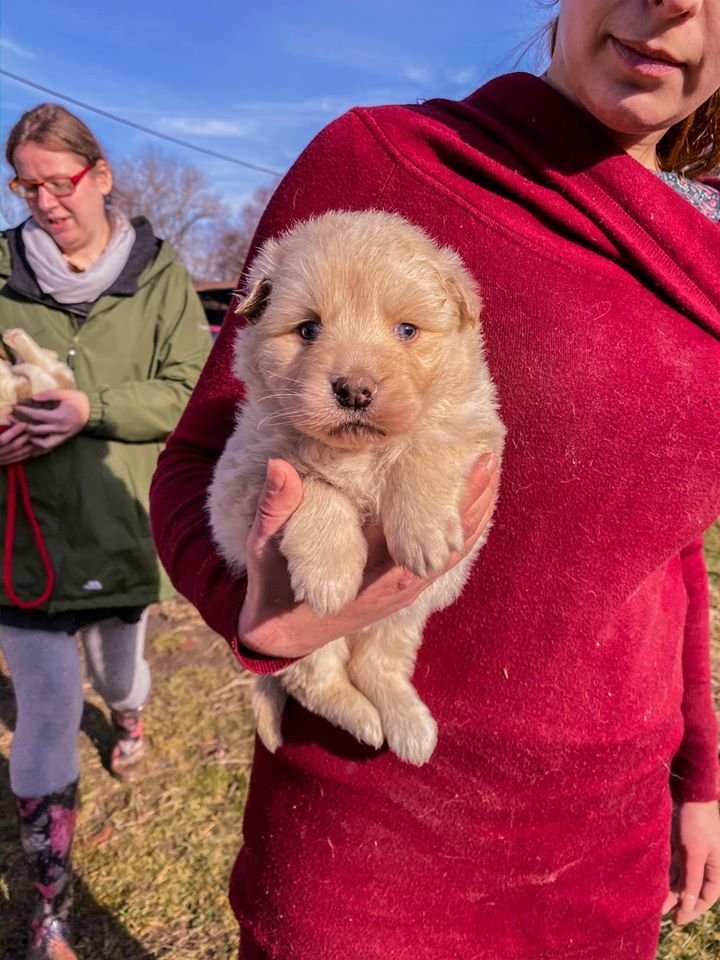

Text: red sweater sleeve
xmin=149 ymin=111 xmax=398 ymax=650
xmin=670 ymin=536 xmax=720 ymax=802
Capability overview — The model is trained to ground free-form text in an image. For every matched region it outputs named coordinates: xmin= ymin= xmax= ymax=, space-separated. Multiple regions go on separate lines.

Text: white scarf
xmin=22 ymin=211 xmax=136 ymax=304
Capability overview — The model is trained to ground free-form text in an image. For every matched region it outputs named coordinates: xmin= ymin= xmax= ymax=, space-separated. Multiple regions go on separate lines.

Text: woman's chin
xmin=42 ymin=218 xmax=76 ymax=245
xmin=588 ymin=85 xmax=686 ymax=141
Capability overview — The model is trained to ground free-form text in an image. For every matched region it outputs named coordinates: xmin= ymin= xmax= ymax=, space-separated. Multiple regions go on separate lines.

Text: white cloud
xmin=155 ymin=96 xmax=357 ymax=142
xmin=446 ymin=68 xmax=477 ymax=88
xmin=233 ymin=95 xmax=354 ymax=124
xmin=0 ymin=37 xmax=36 ymax=59
xmin=157 ymin=117 xmax=256 ymax=138
xmin=153 ymin=96 xmax=356 ymax=148
xmin=405 ymin=66 xmax=434 ymax=86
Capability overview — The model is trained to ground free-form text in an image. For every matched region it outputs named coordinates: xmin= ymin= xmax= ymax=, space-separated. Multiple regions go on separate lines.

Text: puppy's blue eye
xmin=395 ymin=323 xmax=417 ymax=341
xmin=298 ymin=320 xmax=321 ymax=341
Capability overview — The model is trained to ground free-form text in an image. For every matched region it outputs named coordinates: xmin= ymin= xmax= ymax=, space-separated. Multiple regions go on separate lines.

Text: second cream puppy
xmin=0 ymin=328 xmax=75 ymax=423
xmin=208 ymin=210 xmax=505 ymax=765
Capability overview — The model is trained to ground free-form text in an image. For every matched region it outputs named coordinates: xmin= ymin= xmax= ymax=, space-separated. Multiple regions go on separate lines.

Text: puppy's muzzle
xmin=331 ymin=374 xmax=377 ymax=411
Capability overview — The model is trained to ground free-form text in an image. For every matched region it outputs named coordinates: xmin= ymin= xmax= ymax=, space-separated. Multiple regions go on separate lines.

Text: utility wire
xmin=0 ymin=69 xmax=284 ymax=178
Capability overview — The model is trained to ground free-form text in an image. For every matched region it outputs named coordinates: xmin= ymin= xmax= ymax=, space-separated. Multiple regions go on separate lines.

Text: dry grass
xmin=0 ymin=528 xmax=719 ymax=959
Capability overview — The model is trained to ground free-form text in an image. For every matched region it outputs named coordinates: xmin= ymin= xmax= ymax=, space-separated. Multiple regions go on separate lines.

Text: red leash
xmin=1 ymin=426 xmax=55 ymax=609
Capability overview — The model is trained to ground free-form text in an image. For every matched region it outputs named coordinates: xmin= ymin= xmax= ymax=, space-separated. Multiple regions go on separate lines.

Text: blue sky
xmin=1 ymin=1 xmax=552 ymax=226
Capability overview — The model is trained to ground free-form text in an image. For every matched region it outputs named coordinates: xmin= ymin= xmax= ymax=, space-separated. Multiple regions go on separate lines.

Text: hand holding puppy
xmin=0 ymin=329 xmax=84 ymax=459
xmin=238 ymin=452 xmax=499 ymax=661
xmin=0 ymin=420 xmax=35 ymax=466
xmin=10 ymin=389 xmax=90 ymax=455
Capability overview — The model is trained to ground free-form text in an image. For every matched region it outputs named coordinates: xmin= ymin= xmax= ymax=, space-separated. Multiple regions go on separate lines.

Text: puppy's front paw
xmin=279 ymin=487 xmax=368 ymax=615
xmin=384 ymin=511 xmax=464 ymax=579
xmin=384 ymin=703 xmax=438 ymax=766
xmin=285 ymin=552 xmax=364 ymax=616
xmin=344 ymin=701 xmax=384 ymax=750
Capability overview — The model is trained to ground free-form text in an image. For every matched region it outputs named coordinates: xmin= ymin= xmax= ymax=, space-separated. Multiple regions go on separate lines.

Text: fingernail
xmin=398 ymin=570 xmax=418 ymax=589
xmin=484 ymin=453 xmax=499 ymax=474
xmin=265 ymin=459 xmax=285 ymax=494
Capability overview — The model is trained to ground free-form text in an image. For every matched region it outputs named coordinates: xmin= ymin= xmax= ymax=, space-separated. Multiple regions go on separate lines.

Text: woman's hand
xmin=237 ymin=453 xmax=499 ymax=660
xmin=0 ymin=420 xmax=35 ymax=465
xmin=662 ymin=800 xmax=720 ymax=924
xmin=9 ymin=389 xmax=90 ymax=456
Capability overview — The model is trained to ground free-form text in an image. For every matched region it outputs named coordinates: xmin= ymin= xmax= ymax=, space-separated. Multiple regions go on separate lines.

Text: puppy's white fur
xmin=0 ymin=329 xmax=75 ymax=423
xmin=208 ymin=210 xmax=505 ymax=765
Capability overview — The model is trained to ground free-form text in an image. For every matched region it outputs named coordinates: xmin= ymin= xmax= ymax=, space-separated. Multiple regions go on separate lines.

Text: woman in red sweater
xmin=150 ymin=1 xmax=720 ymax=957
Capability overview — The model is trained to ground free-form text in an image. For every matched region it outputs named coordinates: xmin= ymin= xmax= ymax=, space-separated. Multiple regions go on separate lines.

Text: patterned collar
xmin=656 ymin=171 xmax=720 ymax=222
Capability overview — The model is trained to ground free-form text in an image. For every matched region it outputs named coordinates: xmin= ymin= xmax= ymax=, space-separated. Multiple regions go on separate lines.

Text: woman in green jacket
xmin=0 ymin=103 xmax=210 ymax=959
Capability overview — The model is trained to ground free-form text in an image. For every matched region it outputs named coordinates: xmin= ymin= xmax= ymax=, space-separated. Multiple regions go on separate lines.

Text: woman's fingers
xmin=11 ymin=419 xmax=60 ymax=437
xmin=675 ymin=855 xmax=720 ymax=924
xmin=8 ymin=392 xmax=89 ymax=445
xmin=0 ymin=420 xmax=27 ymax=443
xmin=696 ymin=867 xmax=720 ymax=919
xmin=0 ymin=443 xmax=34 ymax=465
xmin=0 ymin=421 xmax=34 ymax=464
xmin=461 ymin=453 xmax=499 ymax=538
xmin=7 ymin=405 xmax=46 ymax=425
xmin=662 ymin=890 xmax=680 ymax=915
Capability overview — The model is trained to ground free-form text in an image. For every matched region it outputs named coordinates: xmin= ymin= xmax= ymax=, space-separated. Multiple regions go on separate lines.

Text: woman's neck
xmin=61 ymin=215 xmax=113 ymax=272
xmin=606 ymin=132 xmax=661 ymax=171
xmin=540 ymin=72 xmax=662 ymax=172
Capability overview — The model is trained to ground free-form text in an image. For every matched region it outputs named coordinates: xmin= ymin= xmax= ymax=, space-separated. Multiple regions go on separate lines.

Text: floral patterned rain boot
xmin=109 ymin=707 xmax=146 ymax=781
xmin=16 ymin=779 xmax=78 ymax=960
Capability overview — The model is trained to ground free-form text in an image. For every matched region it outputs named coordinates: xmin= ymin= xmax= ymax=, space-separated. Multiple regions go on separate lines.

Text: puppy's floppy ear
xmin=236 ymin=233 xmax=282 ymax=323
xmin=446 ymin=272 xmax=482 ymax=329
xmin=437 ymin=248 xmax=482 ymax=329
xmin=236 ymin=277 xmax=272 ymax=323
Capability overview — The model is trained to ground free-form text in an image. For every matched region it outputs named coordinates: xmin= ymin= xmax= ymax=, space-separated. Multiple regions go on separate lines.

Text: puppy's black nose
xmin=332 ymin=375 xmax=376 ymax=410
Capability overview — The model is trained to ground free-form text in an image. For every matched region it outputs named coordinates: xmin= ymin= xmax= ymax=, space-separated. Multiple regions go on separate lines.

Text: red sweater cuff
xmin=229 ymin=634 xmax=299 ymax=674
xmin=670 ymin=684 xmax=720 ymax=803
xmin=670 ymin=753 xmax=720 ymax=803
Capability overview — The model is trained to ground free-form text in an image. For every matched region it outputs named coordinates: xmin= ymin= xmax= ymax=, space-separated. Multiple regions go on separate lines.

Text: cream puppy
xmin=208 ymin=210 xmax=505 ymax=765
xmin=0 ymin=328 xmax=74 ymax=423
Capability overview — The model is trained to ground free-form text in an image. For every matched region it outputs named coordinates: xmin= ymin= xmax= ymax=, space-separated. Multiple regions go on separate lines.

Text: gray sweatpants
xmin=0 ymin=613 xmax=151 ymax=797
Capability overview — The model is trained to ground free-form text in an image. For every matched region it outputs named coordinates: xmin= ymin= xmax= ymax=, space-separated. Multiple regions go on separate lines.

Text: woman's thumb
xmin=253 ymin=459 xmax=303 ymax=546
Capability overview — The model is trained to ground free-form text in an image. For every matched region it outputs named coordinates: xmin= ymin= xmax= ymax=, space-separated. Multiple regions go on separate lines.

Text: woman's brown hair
xmin=5 ymin=103 xmax=106 ymax=170
xmin=546 ymin=17 xmax=720 ymax=177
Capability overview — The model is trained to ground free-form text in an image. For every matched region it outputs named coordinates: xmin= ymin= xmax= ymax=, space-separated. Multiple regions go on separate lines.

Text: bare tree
xmin=113 ymin=146 xmax=228 ymax=273
xmin=196 ymin=183 xmax=276 ymax=282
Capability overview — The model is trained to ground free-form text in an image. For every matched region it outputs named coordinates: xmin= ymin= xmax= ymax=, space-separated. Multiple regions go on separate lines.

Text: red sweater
xmin=150 ymin=74 xmax=720 ymax=960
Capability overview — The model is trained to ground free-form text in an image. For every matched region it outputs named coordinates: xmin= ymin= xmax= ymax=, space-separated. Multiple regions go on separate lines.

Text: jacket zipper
xmin=66 ymin=314 xmax=80 ymax=369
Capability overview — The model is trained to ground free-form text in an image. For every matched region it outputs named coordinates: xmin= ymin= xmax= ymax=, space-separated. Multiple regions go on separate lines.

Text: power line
xmin=0 ymin=69 xmax=284 ymax=178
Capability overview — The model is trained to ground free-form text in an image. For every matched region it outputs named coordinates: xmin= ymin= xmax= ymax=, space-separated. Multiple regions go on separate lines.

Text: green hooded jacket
xmin=0 ymin=217 xmax=211 ymax=614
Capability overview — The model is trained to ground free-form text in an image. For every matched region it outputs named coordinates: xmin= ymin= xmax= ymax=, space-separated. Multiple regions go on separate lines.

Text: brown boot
xmin=16 ymin=780 xmax=79 ymax=960
xmin=109 ymin=707 xmax=146 ymax=781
